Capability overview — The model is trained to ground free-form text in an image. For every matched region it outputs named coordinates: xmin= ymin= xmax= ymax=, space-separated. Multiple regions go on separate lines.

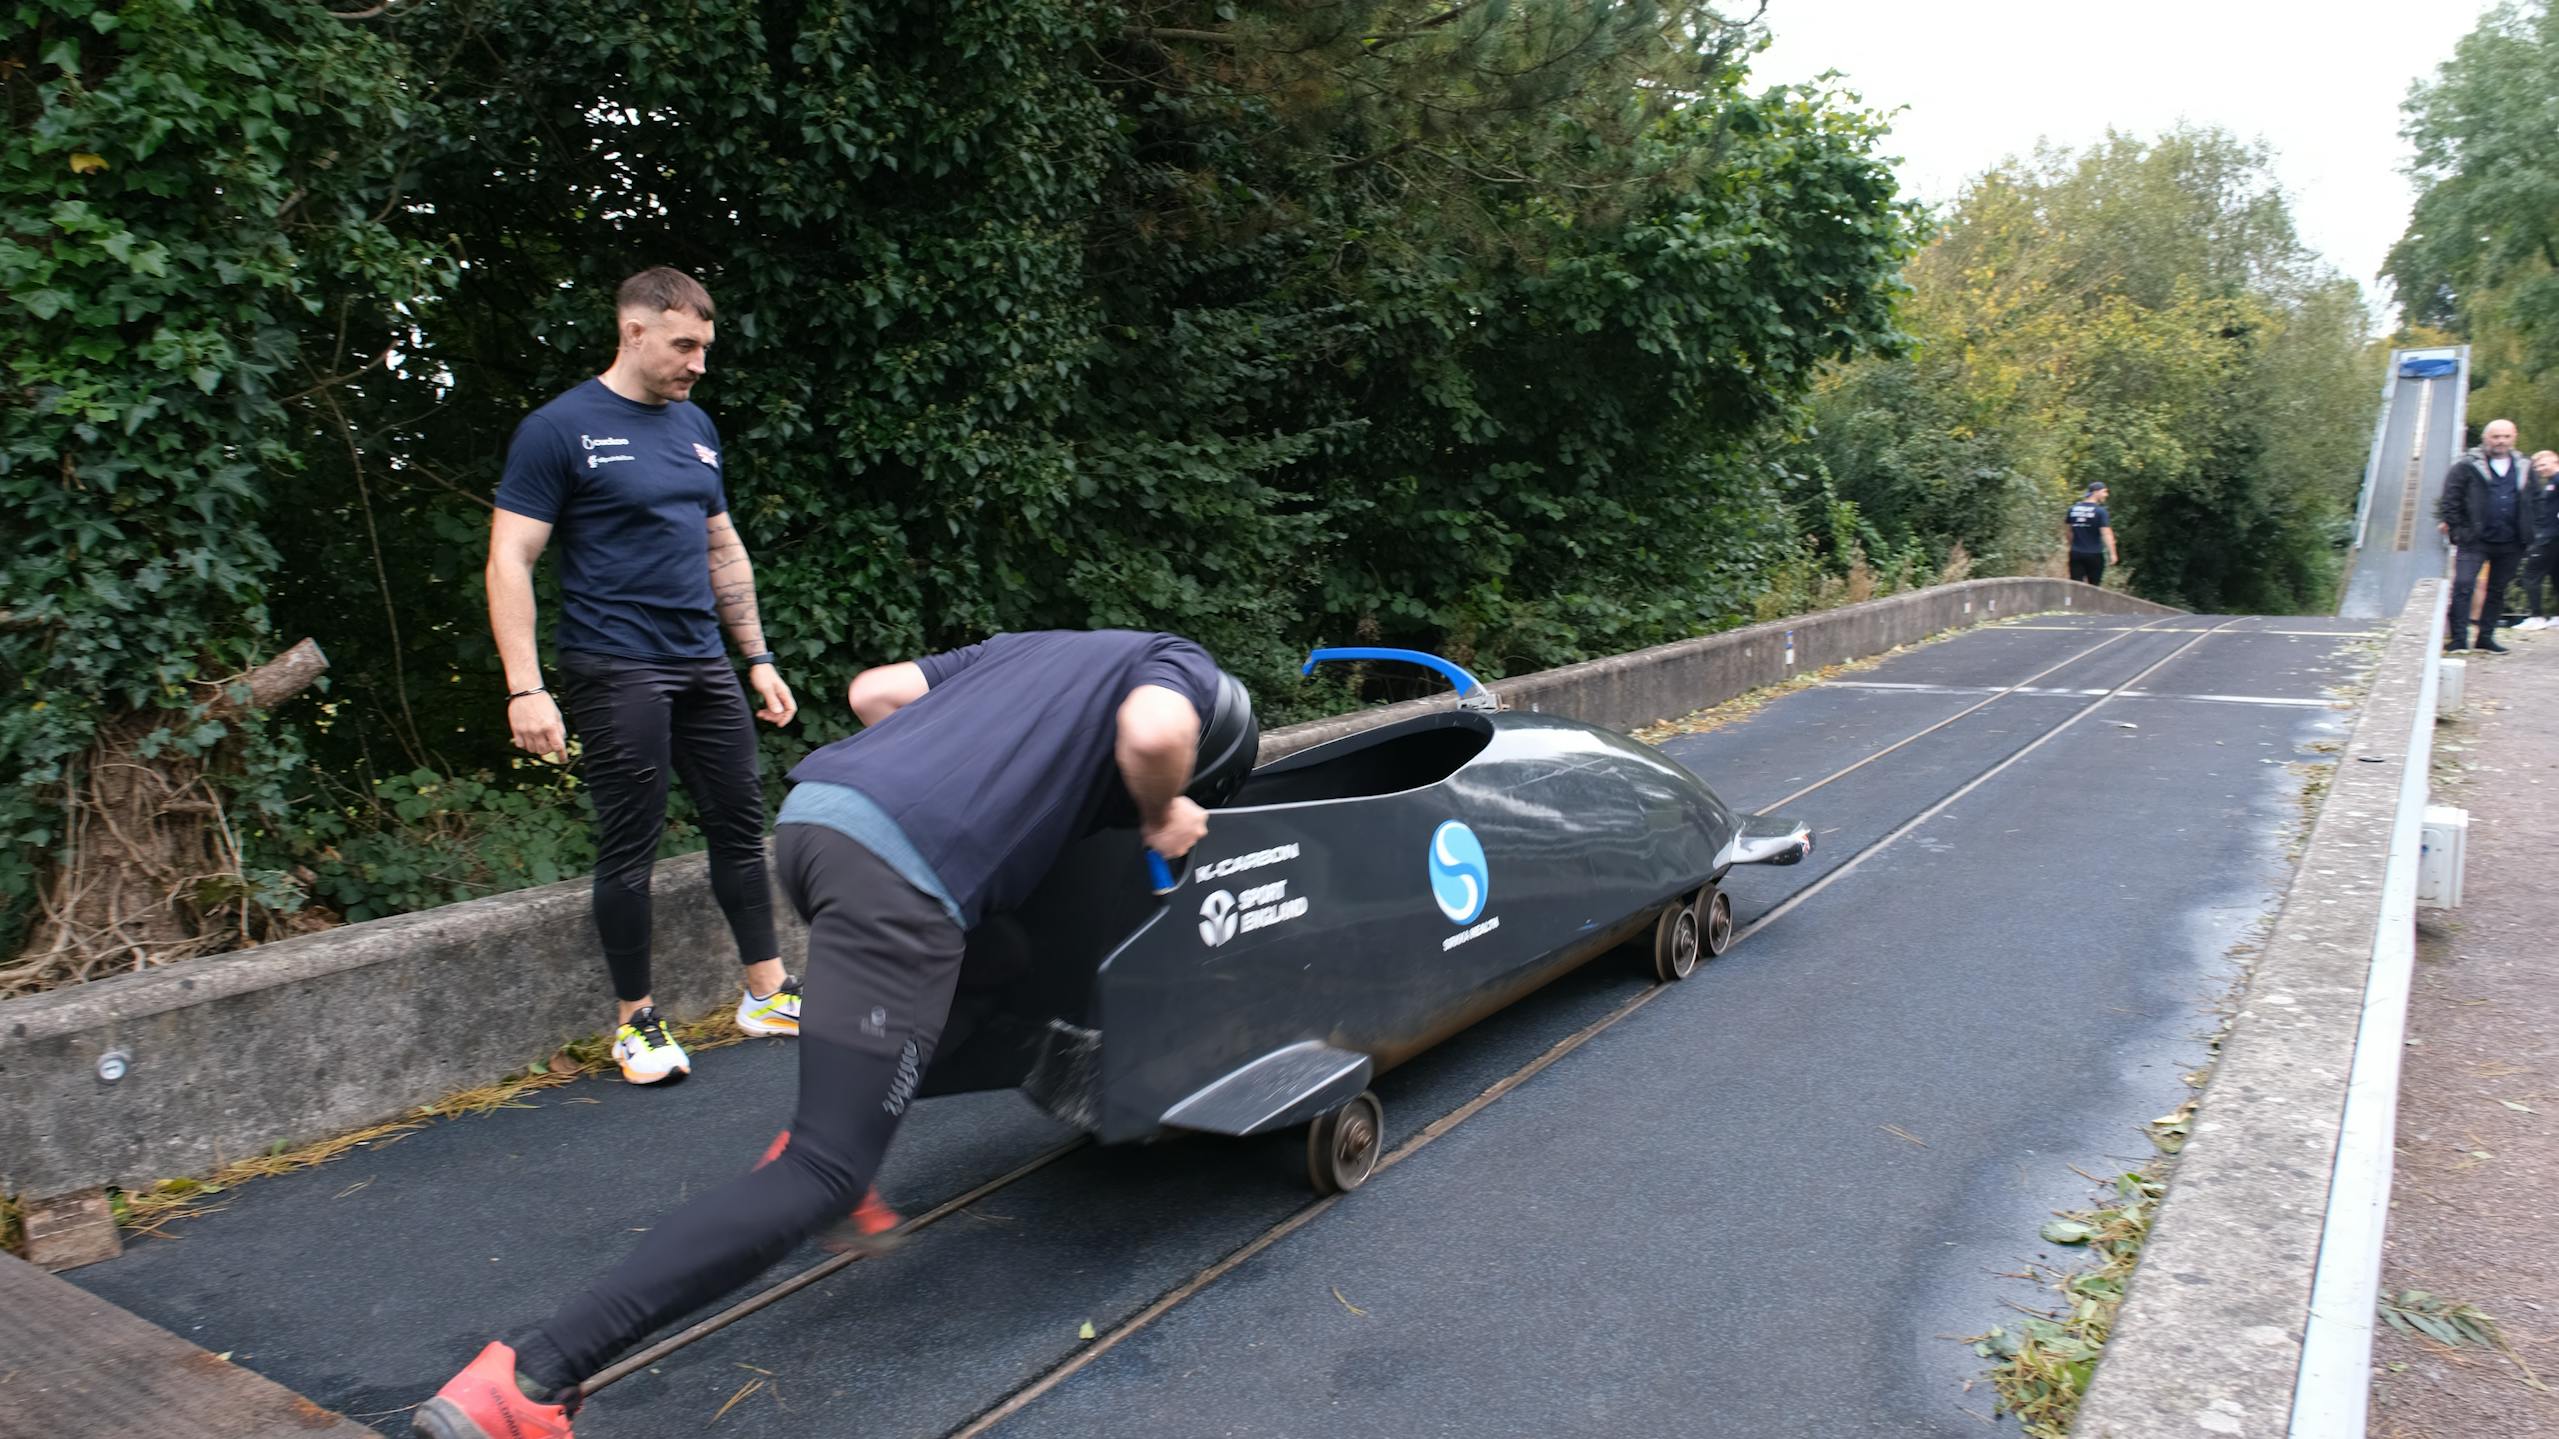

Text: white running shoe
xmin=2522 ymin=617 xmax=2552 ymax=631
xmin=735 ymin=977 xmax=802 ymax=1037
xmin=612 ymin=1005 xmax=691 ymax=1084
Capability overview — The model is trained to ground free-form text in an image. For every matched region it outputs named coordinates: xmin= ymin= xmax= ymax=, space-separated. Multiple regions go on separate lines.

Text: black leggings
xmin=2523 ymin=543 xmax=2558 ymax=618
xmin=513 ymin=825 xmax=966 ymax=1390
xmin=560 ymin=650 xmax=776 ymax=1000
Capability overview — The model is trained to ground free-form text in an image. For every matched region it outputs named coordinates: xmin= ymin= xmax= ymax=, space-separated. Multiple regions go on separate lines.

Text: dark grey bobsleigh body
xmin=917 ymin=704 xmax=1806 ymax=1179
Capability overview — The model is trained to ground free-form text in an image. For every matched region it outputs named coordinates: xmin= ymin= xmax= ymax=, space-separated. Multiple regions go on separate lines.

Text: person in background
xmin=484 ymin=267 xmax=803 ymax=1085
xmin=2065 ymin=482 xmax=2118 ymax=586
xmin=2438 ymin=419 xmax=2532 ymax=654
xmin=2516 ymin=449 xmax=2559 ymax=631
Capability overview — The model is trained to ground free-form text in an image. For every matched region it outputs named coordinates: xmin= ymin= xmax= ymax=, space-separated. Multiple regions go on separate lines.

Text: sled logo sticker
xmin=1428 ymin=821 xmax=1488 ymax=925
xmin=1198 ymin=889 xmax=1240 ymax=947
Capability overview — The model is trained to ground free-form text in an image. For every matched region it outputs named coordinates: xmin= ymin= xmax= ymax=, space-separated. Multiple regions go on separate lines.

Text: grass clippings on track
xmin=107 ymin=1003 xmax=758 ymax=1241
xmin=1968 ymin=1158 xmax=2174 ymax=1437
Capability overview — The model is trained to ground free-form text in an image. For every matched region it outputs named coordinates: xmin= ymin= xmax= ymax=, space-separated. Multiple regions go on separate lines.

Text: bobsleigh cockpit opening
xmin=1236 ymin=713 xmax=1493 ymax=805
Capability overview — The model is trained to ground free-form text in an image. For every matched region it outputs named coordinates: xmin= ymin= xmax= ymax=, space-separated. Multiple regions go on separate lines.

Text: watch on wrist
xmin=746 ymin=653 xmax=777 ymax=667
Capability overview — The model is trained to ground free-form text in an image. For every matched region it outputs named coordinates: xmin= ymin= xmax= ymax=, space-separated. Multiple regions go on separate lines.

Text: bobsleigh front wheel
xmin=1650 ymin=893 xmax=1702 ymax=982
xmin=1307 ymin=1091 xmax=1384 ymax=1196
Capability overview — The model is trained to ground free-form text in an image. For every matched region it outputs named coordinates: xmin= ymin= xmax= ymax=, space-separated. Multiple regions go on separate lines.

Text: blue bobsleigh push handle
xmin=1302 ymin=647 xmax=1489 ymax=701
xmin=1145 ymin=849 xmax=1179 ymax=896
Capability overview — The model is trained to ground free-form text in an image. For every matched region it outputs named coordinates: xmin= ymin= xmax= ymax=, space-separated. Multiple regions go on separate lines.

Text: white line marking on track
xmin=1826 ymin=680 xmax=2338 ymax=709
xmin=1998 ymin=625 xmax=2375 ymax=637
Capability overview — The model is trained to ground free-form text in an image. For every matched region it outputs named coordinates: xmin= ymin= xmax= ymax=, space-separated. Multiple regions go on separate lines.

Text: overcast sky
xmin=1748 ymin=0 xmax=2504 ymax=315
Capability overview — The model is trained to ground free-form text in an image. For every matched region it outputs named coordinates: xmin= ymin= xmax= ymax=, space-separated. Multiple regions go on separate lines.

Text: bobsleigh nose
xmin=1730 ymin=813 xmax=1814 ymax=867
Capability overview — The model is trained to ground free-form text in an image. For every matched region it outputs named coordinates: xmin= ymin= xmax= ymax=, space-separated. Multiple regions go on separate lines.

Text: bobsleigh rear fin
xmin=1159 ymin=1042 xmax=1374 ymax=1138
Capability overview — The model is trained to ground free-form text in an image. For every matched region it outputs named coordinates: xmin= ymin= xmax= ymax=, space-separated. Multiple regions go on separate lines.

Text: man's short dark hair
xmin=616 ymin=266 xmax=715 ymax=322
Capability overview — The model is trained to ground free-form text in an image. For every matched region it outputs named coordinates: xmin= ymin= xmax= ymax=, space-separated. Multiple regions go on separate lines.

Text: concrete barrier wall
xmin=2074 ymin=581 xmax=2442 ymax=1438
xmin=0 ymin=578 xmax=2171 ymax=1199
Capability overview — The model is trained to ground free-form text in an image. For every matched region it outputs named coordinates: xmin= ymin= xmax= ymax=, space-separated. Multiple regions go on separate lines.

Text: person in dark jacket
xmin=2518 ymin=449 xmax=2559 ymax=630
xmin=2437 ymin=419 xmax=2532 ymax=652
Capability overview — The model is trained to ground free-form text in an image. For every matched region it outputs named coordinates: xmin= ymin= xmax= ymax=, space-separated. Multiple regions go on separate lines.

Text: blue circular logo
xmin=1429 ymin=820 xmax=1489 ymax=925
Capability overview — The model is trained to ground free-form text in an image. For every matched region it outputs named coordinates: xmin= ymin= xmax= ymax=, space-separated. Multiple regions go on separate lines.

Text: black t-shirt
xmin=494 ymin=378 xmax=731 ymax=660
xmin=787 ymin=631 xmax=1224 ymax=926
xmin=2067 ymin=499 xmax=2109 ymax=554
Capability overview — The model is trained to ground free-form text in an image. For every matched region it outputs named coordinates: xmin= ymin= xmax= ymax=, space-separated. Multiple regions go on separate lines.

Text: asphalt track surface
xmin=71 ymin=613 xmax=2380 ymax=1437
xmin=2339 ymin=365 xmax=2461 ymax=620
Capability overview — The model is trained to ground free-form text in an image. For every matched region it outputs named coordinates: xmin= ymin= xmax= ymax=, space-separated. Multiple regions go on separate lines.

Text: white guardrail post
xmin=2288 ymin=581 xmax=2447 ymax=1434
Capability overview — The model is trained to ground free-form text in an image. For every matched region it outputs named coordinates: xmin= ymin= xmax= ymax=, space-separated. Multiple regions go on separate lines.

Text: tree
xmin=1 ymin=0 xmax=447 ymax=985
xmin=2389 ymin=2 xmax=2559 ymax=376
xmin=1805 ymin=127 xmax=2375 ymax=612
xmin=6 ymin=0 xmax=1923 ymax=972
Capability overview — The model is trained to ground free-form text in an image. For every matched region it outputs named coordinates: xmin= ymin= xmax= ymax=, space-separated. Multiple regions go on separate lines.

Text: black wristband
xmin=746 ymin=653 xmax=777 ymax=667
xmin=507 ymin=685 xmax=547 ymax=701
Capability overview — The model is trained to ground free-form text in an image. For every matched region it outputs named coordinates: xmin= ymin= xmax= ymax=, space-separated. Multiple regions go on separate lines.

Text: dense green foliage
xmin=1798 ymin=128 xmax=2376 ymax=612
xmin=2 ymin=0 xmax=447 ymax=947
xmin=2391 ymin=0 xmax=2559 ymax=445
xmin=5 ymin=1 xmax=1922 ymax=949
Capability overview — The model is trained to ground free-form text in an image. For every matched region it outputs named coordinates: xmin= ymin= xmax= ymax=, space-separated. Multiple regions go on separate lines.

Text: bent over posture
xmin=415 ymin=629 xmax=1259 ymax=1439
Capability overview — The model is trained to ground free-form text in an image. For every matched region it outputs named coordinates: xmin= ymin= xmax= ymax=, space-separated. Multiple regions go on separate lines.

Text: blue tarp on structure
xmin=2399 ymin=357 xmax=2458 ymax=378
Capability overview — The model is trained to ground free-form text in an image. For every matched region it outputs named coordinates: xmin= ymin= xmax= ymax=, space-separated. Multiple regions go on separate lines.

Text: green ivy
xmin=1 ymin=0 xmax=451 ymax=951
xmin=8 ymin=1 xmax=1922 ymax=953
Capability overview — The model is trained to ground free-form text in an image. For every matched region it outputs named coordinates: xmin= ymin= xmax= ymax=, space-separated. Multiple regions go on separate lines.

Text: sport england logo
xmin=1197 ymin=880 xmax=1309 ymax=948
xmin=693 ymin=442 xmax=720 ymax=467
xmin=1199 ymin=890 xmax=1239 ymax=946
xmin=1429 ymin=821 xmax=1488 ymax=925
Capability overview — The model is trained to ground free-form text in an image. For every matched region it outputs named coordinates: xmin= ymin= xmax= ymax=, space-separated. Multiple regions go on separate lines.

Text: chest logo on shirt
xmin=693 ymin=442 xmax=720 ymax=467
xmin=581 ymin=434 xmax=635 ymax=469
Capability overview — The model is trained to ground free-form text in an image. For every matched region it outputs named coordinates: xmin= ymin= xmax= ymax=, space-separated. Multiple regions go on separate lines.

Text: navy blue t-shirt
xmin=2067 ymin=499 xmax=2109 ymax=554
xmin=787 ymin=631 xmax=1225 ymax=927
xmin=494 ymin=378 xmax=732 ymax=661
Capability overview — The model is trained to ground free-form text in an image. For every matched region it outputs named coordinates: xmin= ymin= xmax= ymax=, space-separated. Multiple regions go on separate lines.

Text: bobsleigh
xmin=917 ymin=649 xmax=1811 ymax=1193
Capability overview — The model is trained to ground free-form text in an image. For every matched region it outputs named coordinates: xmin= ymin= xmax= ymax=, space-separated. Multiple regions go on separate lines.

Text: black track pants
xmin=560 ymin=650 xmax=777 ymax=1000
xmin=513 ymin=825 xmax=966 ymax=1389
xmin=2522 ymin=542 xmax=2559 ymax=618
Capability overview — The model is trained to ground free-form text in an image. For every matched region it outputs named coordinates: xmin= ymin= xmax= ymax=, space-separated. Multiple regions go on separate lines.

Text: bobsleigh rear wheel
xmin=1650 ymin=894 xmax=1703 ymax=982
xmin=1307 ymin=1091 xmax=1384 ymax=1196
xmin=1700 ymin=886 xmax=1734 ymax=957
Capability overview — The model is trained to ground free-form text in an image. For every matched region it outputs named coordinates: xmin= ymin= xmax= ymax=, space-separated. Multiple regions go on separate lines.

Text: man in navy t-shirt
xmin=2065 ymin=482 xmax=2118 ymax=586
xmin=416 ymin=632 xmax=1261 ymax=1438
xmin=484 ymin=267 xmax=803 ymax=1088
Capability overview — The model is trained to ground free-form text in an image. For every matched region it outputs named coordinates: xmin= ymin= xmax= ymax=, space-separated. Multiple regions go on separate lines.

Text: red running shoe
xmin=757 ymin=1129 xmax=909 ymax=1256
xmin=818 ymin=1186 xmax=909 ymax=1256
xmin=412 ymin=1341 xmax=577 ymax=1439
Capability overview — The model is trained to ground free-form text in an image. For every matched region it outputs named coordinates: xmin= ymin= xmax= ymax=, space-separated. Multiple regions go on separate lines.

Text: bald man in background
xmin=2439 ymin=418 xmax=2531 ymax=654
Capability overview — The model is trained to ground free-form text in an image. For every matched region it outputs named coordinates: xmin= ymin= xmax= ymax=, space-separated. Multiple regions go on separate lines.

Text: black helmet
xmin=1186 ymin=669 xmax=1259 ymax=810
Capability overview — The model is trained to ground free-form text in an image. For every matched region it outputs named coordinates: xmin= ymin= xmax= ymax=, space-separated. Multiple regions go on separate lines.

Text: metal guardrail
xmin=2289 ymin=583 xmax=2444 ymax=1434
